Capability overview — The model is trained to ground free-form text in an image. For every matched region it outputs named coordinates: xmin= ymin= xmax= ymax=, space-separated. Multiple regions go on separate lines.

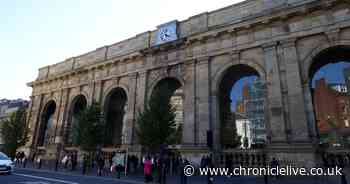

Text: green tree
xmin=72 ymin=102 xmax=105 ymax=151
xmin=0 ymin=107 xmax=29 ymax=158
xmin=136 ymin=86 xmax=177 ymax=153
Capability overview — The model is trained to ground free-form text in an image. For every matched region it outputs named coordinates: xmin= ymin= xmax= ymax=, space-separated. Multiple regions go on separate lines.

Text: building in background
xmin=313 ymin=78 xmax=350 ymax=143
xmin=244 ymin=79 xmax=267 ymax=145
xmin=344 ymin=67 xmax=350 ymax=96
xmin=235 ymin=113 xmax=251 ymax=149
xmin=0 ymin=99 xmax=29 ymax=149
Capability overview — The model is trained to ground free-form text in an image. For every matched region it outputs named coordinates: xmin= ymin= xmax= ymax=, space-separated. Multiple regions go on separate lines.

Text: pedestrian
xmin=270 ymin=157 xmax=279 ymax=179
xmin=144 ymin=156 xmax=153 ymax=183
xmin=82 ymin=154 xmax=88 ymax=175
xmin=207 ymin=156 xmax=214 ymax=184
xmin=36 ymin=155 xmax=42 ymax=169
xmin=62 ymin=154 xmax=68 ymax=169
xmin=180 ymin=158 xmax=189 ymax=184
xmin=112 ymin=151 xmax=125 ymax=179
xmin=97 ymin=153 xmax=105 ymax=176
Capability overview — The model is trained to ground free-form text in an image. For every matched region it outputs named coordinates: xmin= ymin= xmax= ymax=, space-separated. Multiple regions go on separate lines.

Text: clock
xmin=156 ymin=20 xmax=178 ymax=45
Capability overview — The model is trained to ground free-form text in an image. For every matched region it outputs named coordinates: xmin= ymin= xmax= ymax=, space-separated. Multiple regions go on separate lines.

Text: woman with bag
xmin=144 ymin=156 xmax=153 ymax=183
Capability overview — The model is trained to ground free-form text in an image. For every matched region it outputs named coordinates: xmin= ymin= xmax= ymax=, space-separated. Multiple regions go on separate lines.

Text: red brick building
xmin=313 ymin=78 xmax=350 ymax=136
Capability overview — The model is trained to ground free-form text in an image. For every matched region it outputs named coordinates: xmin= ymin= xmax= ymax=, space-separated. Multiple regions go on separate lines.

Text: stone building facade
xmin=26 ymin=0 xmax=350 ymax=166
xmin=313 ymin=78 xmax=350 ymax=138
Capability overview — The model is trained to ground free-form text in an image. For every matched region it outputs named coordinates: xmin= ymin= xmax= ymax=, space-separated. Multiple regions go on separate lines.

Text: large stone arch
xmin=102 ymin=83 xmax=129 ymax=108
xmin=147 ymin=72 xmax=185 ymax=102
xmin=37 ymin=99 xmax=57 ymax=147
xmin=211 ymin=58 xmax=266 ymax=95
xmin=302 ymin=40 xmax=350 ymax=84
xmin=301 ymin=41 xmax=350 ymax=142
xmin=103 ymin=86 xmax=128 ymax=146
xmin=64 ymin=94 xmax=88 ymax=145
xmin=212 ymin=60 xmax=267 ymax=150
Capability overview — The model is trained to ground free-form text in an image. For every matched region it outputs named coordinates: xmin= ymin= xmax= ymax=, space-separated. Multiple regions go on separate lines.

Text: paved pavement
xmin=1 ymin=162 xmax=349 ymax=184
xmin=0 ymin=167 xmax=346 ymax=184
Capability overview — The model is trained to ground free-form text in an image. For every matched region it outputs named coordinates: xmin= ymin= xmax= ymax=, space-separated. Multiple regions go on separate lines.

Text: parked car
xmin=0 ymin=152 xmax=14 ymax=174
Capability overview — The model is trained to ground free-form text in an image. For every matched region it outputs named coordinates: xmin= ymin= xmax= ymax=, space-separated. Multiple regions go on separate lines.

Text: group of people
xmin=15 ymin=151 xmax=27 ymax=167
xmin=142 ymin=154 xmax=191 ymax=184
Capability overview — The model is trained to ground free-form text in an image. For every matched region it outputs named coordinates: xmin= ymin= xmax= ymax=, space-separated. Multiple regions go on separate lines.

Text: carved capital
xmin=280 ymin=38 xmax=297 ymax=49
xmin=196 ymin=56 xmax=210 ymax=65
xmin=230 ymin=50 xmax=240 ymax=61
xmin=262 ymin=41 xmax=278 ymax=51
xmin=128 ymin=72 xmax=138 ymax=79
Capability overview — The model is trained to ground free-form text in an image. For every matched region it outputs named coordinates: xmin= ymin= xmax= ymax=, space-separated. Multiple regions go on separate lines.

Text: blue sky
xmin=0 ymin=0 xmax=240 ymax=100
xmin=230 ymin=76 xmax=258 ymax=111
xmin=311 ymin=62 xmax=350 ymax=88
xmin=2 ymin=1 xmax=349 ymax=102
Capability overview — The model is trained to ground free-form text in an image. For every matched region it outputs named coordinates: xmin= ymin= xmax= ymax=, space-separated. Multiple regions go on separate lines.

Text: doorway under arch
xmin=104 ymin=88 xmax=128 ymax=146
xmin=65 ymin=95 xmax=87 ymax=145
xmin=218 ymin=64 xmax=267 ymax=149
xmin=308 ymin=46 xmax=350 ymax=145
xmin=38 ymin=100 xmax=56 ymax=146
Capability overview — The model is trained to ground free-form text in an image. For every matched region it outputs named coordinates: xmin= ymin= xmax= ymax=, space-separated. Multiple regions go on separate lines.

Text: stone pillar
xmin=263 ymin=42 xmax=287 ymax=143
xmin=54 ymin=89 xmax=65 ymax=144
xmin=183 ymin=60 xmax=196 ymax=145
xmin=122 ymin=73 xmax=137 ymax=145
xmin=32 ymin=94 xmax=44 ymax=147
xmin=58 ymin=88 xmax=71 ymax=144
xmin=210 ymin=94 xmax=220 ymax=150
xmin=136 ymin=71 xmax=147 ymax=113
xmin=132 ymin=71 xmax=148 ymax=145
xmin=195 ymin=56 xmax=211 ymax=146
xmin=280 ymin=39 xmax=311 ymax=143
xmin=94 ymin=81 xmax=103 ymax=104
xmin=303 ymin=82 xmax=318 ymax=142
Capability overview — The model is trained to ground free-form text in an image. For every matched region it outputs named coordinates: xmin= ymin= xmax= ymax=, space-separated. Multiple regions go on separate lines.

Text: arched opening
xmin=104 ymin=88 xmax=128 ymax=146
xmin=65 ymin=95 xmax=87 ymax=145
xmin=150 ymin=77 xmax=184 ymax=144
xmin=219 ymin=64 xmax=267 ymax=149
xmin=309 ymin=46 xmax=350 ymax=146
xmin=38 ymin=100 xmax=56 ymax=146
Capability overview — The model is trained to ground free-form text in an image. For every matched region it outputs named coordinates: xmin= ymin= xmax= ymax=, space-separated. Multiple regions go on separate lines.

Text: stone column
xmin=94 ymin=81 xmax=103 ymax=104
xmin=32 ymin=94 xmax=44 ymax=147
xmin=280 ymin=39 xmax=311 ymax=143
xmin=263 ymin=42 xmax=287 ymax=143
xmin=132 ymin=71 xmax=148 ymax=145
xmin=303 ymin=82 xmax=318 ymax=142
xmin=136 ymin=71 xmax=148 ymax=113
xmin=58 ymin=88 xmax=71 ymax=144
xmin=122 ymin=73 xmax=137 ymax=145
xmin=54 ymin=89 xmax=65 ymax=144
xmin=183 ymin=60 xmax=196 ymax=145
xmin=195 ymin=56 xmax=211 ymax=146
xmin=210 ymin=94 xmax=220 ymax=150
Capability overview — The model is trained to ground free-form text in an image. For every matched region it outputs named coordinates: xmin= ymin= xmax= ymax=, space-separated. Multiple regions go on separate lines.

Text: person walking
xmin=270 ymin=157 xmax=279 ymax=180
xmin=180 ymin=158 xmax=189 ymax=184
xmin=144 ymin=156 xmax=153 ymax=183
xmin=82 ymin=154 xmax=88 ymax=175
xmin=112 ymin=151 xmax=125 ymax=179
xmin=62 ymin=154 xmax=68 ymax=169
xmin=96 ymin=153 xmax=105 ymax=176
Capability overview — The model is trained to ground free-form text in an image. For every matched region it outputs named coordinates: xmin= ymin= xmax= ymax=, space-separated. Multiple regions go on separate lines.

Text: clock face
xmin=156 ymin=21 xmax=178 ymax=45
xmin=159 ymin=28 xmax=172 ymax=42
